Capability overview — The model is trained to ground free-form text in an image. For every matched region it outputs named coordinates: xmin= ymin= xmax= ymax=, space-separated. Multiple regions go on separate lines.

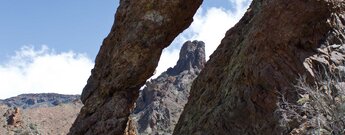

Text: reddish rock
xmin=68 ymin=0 xmax=202 ymax=135
xmin=5 ymin=107 xmax=21 ymax=127
xmin=124 ymin=117 xmax=136 ymax=135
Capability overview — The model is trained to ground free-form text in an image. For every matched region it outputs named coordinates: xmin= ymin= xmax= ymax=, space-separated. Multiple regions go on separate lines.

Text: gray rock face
xmin=166 ymin=41 xmax=206 ymax=76
xmin=131 ymin=40 xmax=205 ymax=135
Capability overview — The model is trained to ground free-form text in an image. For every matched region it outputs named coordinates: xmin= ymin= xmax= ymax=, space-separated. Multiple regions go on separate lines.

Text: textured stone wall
xmin=175 ymin=0 xmax=345 ymax=134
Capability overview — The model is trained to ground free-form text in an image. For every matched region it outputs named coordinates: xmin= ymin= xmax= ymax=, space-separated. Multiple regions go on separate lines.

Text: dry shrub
xmin=277 ymin=69 xmax=345 ymax=135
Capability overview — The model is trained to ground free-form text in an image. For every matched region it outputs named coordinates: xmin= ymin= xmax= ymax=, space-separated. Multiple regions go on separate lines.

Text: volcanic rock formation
xmin=4 ymin=107 xmax=21 ymax=127
xmin=68 ymin=0 xmax=202 ymax=135
xmin=131 ymin=40 xmax=205 ymax=135
xmin=174 ymin=0 xmax=345 ymax=134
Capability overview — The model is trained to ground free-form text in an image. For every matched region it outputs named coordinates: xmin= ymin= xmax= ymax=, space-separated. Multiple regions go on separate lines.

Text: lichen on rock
xmin=143 ymin=11 xmax=164 ymax=25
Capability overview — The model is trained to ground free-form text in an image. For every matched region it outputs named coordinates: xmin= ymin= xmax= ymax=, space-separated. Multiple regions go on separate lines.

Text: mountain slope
xmin=0 ymin=94 xmax=82 ymax=135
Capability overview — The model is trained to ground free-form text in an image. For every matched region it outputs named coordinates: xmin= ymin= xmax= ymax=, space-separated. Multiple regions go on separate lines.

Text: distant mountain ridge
xmin=0 ymin=93 xmax=80 ymax=109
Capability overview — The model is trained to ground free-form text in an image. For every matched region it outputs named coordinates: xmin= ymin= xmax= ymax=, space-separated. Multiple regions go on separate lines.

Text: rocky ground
xmin=0 ymin=94 xmax=82 ymax=135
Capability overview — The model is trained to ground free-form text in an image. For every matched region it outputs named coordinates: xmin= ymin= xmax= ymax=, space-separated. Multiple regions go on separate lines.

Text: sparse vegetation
xmin=277 ymin=69 xmax=345 ymax=135
xmin=28 ymin=123 xmax=39 ymax=135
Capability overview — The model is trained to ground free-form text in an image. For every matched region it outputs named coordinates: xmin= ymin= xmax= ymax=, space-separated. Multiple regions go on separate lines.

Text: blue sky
xmin=0 ymin=0 xmax=116 ymax=62
xmin=0 ymin=0 xmax=251 ymax=99
xmin=0 ymin=0 xmax=240 ymax=62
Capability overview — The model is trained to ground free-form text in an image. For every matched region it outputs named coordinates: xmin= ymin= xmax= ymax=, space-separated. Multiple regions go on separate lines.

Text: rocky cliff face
xmin=175 ymin=0 xmax=345 ymax=134
xmin=68 ymin=1 xmax=202 ymax=135
xmin=131 ymin=40 xmax=205 ymax=135
xmin=0 ymin=94 xmax=82 ymax=135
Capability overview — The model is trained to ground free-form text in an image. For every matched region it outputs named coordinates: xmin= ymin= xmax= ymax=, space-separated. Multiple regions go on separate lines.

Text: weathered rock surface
xmin=174 ymin=0 xmax=345 ymax=134
xmin=131 ymin=40 xmax=205 ymax=135
xmin=0 ymin=94 xmax=82 ymax=135
xmin=68 ymin=0 xmax=202 ymax=135
xmin=4 ymin=107 xmax=21 ymax=127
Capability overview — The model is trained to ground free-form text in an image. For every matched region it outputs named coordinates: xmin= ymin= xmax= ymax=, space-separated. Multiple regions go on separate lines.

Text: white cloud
xmin=153 ymin=0 xmax=251 ymax=78
xmin=0 ymin=45 xmax=94 ymax=99
xmin=0 ymin=0 xmax=252 ymax=98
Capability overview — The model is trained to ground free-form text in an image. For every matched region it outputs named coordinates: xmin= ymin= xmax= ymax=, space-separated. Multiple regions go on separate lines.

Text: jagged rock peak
xmin=166 ymin=40 xmax=206 ymax=75
xmin=131 ymin=40 xmax=206 ymax=135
